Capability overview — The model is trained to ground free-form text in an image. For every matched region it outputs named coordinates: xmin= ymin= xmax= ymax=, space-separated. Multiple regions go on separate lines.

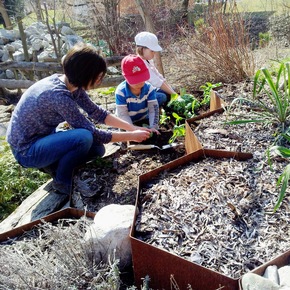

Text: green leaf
xmin=168 ymin=93 xmax=179 ymax=104
xmin=281 ymin=133 xmax=290 ymax=142
xmin=172 ymin=112 xmax=184 ymax=125
xmin=270 ymin=145 xmax=290 ymax=158
xmin=274 ymin=164 xmax=290 ymax=212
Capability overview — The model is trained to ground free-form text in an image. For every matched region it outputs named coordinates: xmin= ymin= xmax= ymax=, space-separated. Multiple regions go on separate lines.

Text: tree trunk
xmin=17 ymin=17 xmax=30 ymax=62
xmin=35 ymin=0 xmax=43 ymax=22
xmin=29 ymin=0 xmax=44 ymax=23
xmin=135 ymin=0 xmax=165 ymax=76
xmin=0 ymin=0 xmax=13 ymax=30
xmin=181 ymin=0 xmax=189 ymax=14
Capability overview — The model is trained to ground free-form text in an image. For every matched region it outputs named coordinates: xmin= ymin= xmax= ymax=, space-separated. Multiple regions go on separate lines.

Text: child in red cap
xmin=115 ymin=54 xmax=160 ymax=132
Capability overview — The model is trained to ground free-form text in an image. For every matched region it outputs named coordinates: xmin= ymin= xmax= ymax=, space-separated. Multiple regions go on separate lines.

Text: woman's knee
xmin=74 ymin=129 xmax=94 ymax=150
xmin=91 ymin=143 xmax=106 ymax=157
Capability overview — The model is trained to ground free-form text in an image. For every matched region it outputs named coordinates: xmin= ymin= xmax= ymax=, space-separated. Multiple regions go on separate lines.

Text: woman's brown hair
xmin=62 ymin=42 xmax=107 ymax=89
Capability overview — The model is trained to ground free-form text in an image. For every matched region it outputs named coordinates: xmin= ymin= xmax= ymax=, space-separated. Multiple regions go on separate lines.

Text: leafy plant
xmin=167 ymin=93 xmax=195 ymax=119
xmin=253 ymin=62 xmax=290 ymax=132
xmin=269 ymin=131 xmax=290 ymax=211
xmin=169 ymin=112 xmax=186 ymax=143
xmin=98 ymin=86 xmax=116 ymax=95
xmin=166 ymin=84 xmax=223 ymax=143
xmin=199 ymin=82 xmax=223 ymax=106
xmin=159 ymin=109 xmax=170 ymax=125
xmin=167 ymin=91 xmax=199 ymax=119
xmin=227 ymin=62 xmax=290 ymax=211
xmin=227 ymin=62 xmax=290 ymax=131
xmin=0 ymin=140 xmax=50 ymax=221
xmin=167 ymin=83 xmax=223 ymax=120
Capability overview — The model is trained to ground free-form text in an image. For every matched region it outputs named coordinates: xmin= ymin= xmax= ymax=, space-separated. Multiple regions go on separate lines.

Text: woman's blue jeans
xmin=12 ymin=129 xmax=105 ymax=186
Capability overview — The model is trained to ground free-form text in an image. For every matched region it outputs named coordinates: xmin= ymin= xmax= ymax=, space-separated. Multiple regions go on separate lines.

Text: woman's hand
xmin=132 ymin=125 xmax=151 ymax=132
xmin=131 ymin=130 xmax=151 ymax=142
xmin=110 ymin=129 xmax=151 ymax=143
xmin=132 ymin=125 xmax=160 ymax=135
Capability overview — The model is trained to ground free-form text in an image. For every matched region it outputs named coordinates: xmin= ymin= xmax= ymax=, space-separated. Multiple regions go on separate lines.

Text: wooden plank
xmin=0 ymin=180 xmax=70 ymax=234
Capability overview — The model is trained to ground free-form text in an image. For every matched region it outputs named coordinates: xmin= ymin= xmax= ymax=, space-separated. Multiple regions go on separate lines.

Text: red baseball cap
xmin=121 ymin=54 xmax=150 ymax=85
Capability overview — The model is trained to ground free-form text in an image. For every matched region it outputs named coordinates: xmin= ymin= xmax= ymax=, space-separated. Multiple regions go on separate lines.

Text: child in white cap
xmin=135 ymin=31 xmax=177 ymax=106
xmin=115 ymin=54 xmax=160 ymax=131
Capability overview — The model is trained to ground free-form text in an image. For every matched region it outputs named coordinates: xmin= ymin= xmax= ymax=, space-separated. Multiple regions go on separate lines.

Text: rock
xmin=264 ymin=265 xmax=279 ymax=285
xmin=107 ymin=66 xmax=120 ymax=75
xmin=5 ymin=69 xmax=15 ymax=79
xmin=24 ymin=22 xmax=47 ymax=38
xmin=5 ymin=44 xmax=15 ymax=53
xmin=279 ymin=266 xmax=290 ymax=287
xmin=10 ymin=40 xmax=23 ymax=50
xmin=0 ymin=123 xmax=8 ymax=137
xmin=30 ymin=38 xmax=45 ymax=51
xmin=37 ymin=49 xmax=57 ymax=62
xmin=13 ymin=50 xmax=25 ymax=62
xmin=1 ymin=49 xmax=9 ymax=62
xmin=241 ymin=272 xmax=279 ymax=290
xmin=62 ymin=34 xmax=84 ymax=50
xmin=0 ymin=28 xmax=20 ymax=45
xmin=84 ymin=204 xmax=136 ymax=270
xmin=60 ymin=25 xmax=75 ymax=36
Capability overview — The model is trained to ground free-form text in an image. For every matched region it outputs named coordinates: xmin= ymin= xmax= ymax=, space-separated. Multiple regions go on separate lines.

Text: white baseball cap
xmin=134 ymin=31 xmax=162 ymax=52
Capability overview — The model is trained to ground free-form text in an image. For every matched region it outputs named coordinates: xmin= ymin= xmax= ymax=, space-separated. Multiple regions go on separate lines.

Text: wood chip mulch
xmin=135 ymin=104 xmax=290 ymax=279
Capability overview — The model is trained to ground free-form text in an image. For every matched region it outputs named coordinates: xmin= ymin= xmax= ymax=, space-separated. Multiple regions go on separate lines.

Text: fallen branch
xmin=0 ymin=56 xmax=124 ymax=90
xmin=0 ymin=75 xmax=124 ymax=90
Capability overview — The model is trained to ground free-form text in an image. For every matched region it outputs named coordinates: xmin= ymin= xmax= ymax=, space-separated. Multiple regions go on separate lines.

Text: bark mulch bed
xmin=135 ymin=103 xmax=290 ymax=279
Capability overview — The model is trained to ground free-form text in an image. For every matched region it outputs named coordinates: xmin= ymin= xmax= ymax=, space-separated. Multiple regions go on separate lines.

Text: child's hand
xmin=149 ymin=128 xmax=160 ymax=135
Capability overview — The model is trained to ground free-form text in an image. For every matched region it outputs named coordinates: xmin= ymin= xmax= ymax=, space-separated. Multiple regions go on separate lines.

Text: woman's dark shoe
xmin=51 ymin=181 xmax=71 ymax=196
xmin=39 ymin=166 xmax=56 ymax=178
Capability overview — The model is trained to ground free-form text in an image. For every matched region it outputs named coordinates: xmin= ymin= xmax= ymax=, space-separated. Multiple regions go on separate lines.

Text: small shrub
xmin=168 ymin=6 xmax=255 ymax=87
xmin=258 ymin=32 xmax=271 ymax=48
xmin=0 ymin=140 xmax=50 ymax=221
xmin=253 ymin=62 xmax=290 ymax=133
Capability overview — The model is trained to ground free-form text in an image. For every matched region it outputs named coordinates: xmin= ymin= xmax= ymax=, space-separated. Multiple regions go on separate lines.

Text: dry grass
xmin=164 ymin=9 xmax=256 ymax=90
xmin=0 ymin=217 xmax=122 ymax=289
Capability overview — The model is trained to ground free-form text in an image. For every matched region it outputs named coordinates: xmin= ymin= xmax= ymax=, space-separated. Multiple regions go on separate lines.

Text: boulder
xmin=279 ymin=266 xmax=290 ymax=287
xmin=84 ymin=204 xmax=136 ymax=270
xmin=242 ymin=272 xmax=279 ymax=290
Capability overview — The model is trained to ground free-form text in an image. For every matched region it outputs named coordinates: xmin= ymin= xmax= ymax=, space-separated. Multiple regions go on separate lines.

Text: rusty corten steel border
xmin=0 ymin=207 xmax=95 ymax=243
xmin=187 ymin=107 xmax=225 ymax=123
xmin=238 ymin=249 xmax=290 ymax=290
xmin=185 ymin=108 xmax=226 ymax=154
xmin=130 ymin=148 xmax=253 ymax=290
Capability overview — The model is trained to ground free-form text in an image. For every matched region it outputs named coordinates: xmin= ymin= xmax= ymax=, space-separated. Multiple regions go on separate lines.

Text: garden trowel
xmin=127 ymin=142 xmax=181 ymax=151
